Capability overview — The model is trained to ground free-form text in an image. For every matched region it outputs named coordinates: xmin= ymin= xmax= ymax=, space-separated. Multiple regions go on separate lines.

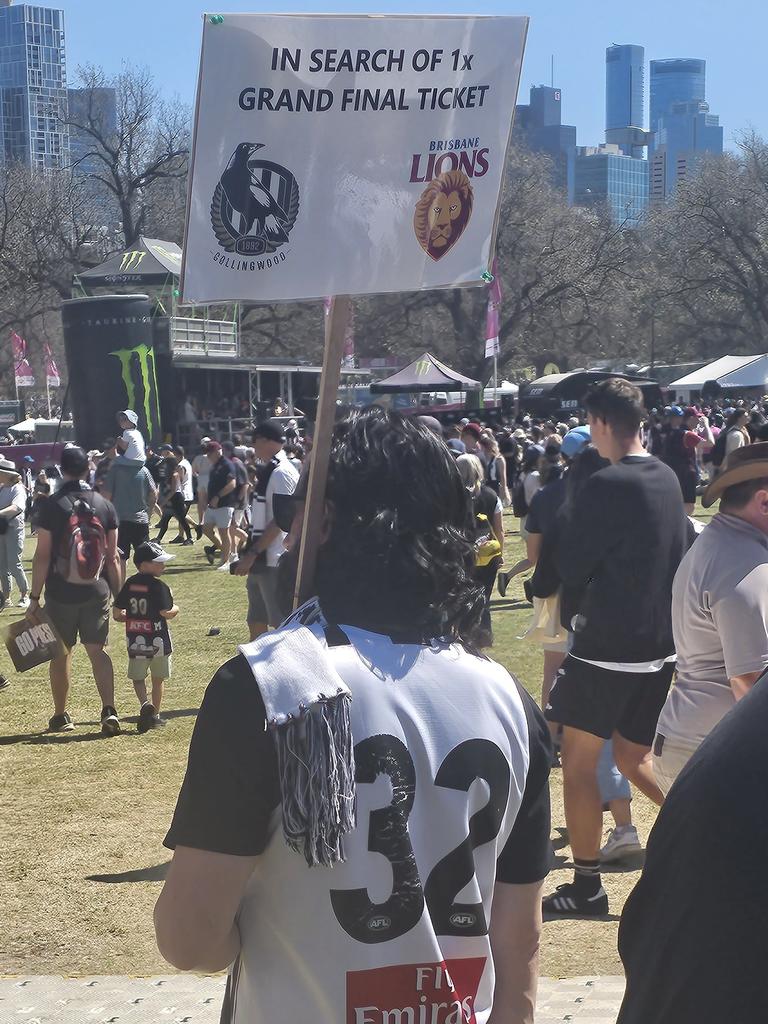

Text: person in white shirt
xmin=191 ymin=438 xmax=212 ymax=524
xmin=115 ymin=410 xmax=146 ymax=464
xmin=233 ymin=420 xmax=298 ymax=639
xmin=0 ymin=459 xmax=29 ymax=609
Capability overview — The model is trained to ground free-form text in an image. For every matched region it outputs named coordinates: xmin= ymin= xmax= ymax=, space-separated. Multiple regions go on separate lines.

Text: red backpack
xmin=55 ymin=493 xmax=107 ymax=585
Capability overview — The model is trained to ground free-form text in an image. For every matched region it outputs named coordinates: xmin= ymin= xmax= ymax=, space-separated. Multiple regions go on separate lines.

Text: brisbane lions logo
xmin=413 ymin=170 xmax=474 ymax=261
xmin=211 ymin=143 xmax=300 ymax=257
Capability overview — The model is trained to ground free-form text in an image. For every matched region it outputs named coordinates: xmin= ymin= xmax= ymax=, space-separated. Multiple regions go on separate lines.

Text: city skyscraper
xmin=649 ymin=58 xmax=706 ymax=149
xmin=514 ymin=85 xmax=577 ymax=203
xmin=575 ymin=143 xmax=649 ymax=228
xmin=648 ymin=58 xmax=723 ymax=200
xmin=605 ymin=44 xmax=650 ymax=158
xmin=0 ymin=2 xmax=68 ymax=170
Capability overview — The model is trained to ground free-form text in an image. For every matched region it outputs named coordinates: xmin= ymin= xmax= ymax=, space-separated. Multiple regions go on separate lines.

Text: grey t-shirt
xmin=658 ymin=513 xmax=768 ymax=747
xmin=103 ymin=462 xmax=155 ymax=524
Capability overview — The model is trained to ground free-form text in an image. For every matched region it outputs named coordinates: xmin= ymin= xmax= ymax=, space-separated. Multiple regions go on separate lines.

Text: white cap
xmin=119 ymin=410 xmax=139 ymax=426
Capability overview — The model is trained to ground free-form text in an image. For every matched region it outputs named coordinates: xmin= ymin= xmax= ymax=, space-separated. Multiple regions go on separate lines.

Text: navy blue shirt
xmin=207 ymin=456 xmax=237 ymax=508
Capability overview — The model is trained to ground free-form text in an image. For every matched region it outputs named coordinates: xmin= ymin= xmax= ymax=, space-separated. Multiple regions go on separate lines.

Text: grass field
xmin=0 ymin=504 xmax=715 ymax=979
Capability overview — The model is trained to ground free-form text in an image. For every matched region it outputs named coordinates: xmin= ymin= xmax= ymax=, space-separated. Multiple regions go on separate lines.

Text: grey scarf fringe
xmin=271 ymin=690 xmax=357 ymax=868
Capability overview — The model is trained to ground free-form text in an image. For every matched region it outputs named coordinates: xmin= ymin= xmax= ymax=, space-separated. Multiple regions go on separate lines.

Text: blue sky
xmin=63 ymin=0 xmax=764 ymax=149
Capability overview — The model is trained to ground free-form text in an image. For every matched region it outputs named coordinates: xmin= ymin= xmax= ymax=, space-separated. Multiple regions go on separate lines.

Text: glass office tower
xmin=605 ymin=44 xmax=645 ymax=156
xmin=575 ymin=145 xmax=649 ymax=228
xmin=649 ymin=58 xmax=706 ymax=148
xmin=0 ymin=3 xmax=68 ymax=170
xmin=514 ymin=85 xmax=577 ymax=203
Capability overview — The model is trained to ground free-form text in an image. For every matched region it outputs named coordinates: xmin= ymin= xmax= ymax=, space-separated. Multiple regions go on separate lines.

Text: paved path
xmin=0 ymin=975 xmax=625 ymax=1022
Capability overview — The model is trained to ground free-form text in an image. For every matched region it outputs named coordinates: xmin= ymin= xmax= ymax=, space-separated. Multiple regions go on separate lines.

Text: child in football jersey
xmin=113 ymin=541 xmax=178 ymax=732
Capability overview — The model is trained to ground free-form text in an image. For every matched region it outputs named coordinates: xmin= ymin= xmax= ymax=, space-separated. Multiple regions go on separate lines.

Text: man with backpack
xmin=26 ymin=446 xmax=122 ymax=735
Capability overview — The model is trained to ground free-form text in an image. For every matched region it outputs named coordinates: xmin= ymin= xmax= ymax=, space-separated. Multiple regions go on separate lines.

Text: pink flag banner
xmin=11 ymin=331 xmax=35 ymax=388
xmin=484 ymin=258 xmax=502 ymax=359
xmin=44 ymin=343 xmax=60 ymax=388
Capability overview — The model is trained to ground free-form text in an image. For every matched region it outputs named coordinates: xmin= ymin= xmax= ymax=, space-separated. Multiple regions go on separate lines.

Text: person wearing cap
xmin=460 ymin=422 xmax=487 ymax=467
xmin=115 ymin=410 xmax=146 ymax=465
xmin=113 ymin=541 xmax=178 ymax=733
xmin=651 ymin=441 xmax=768 ymax=795
xmin=191 ymin=438 xmax=213 ymax=524
xmin=661 ymin=406 xmax=714 ymax=514
xmin=232 ymin=421 xmax=299 ymax=639
xmin=0 ymin=457 xmax=29 ymax=611
xmin=222 ymin=440 xmax=250 ymax=557
xmin=27 ymin=446 xmax=122 ymax=735
xmin=202 ymin=442 xmax=238 ymax=569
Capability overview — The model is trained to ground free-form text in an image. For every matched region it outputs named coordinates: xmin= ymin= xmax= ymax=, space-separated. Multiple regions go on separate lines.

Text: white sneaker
xmin=17 ymin=596 xmax=30 ymax=609
xmin=600 ymin=825 xmax=642 ymax=863
xmin=216 ymin=561 xmax=232 ymax=572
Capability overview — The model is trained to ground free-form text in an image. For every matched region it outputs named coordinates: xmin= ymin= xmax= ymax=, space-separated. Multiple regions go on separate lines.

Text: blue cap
xmin=669 ymin=405 xmax=685 ymax=417
xmin=561 ymin=425 xmax=591 ymax=459
xmin=22 ymin=455 xmax=34 ymax=462
xmin=446 ymin=438 xmax=465 ymax=455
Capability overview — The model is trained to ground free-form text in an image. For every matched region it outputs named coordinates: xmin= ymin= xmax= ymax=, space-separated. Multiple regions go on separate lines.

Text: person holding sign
xmin=155 ymin=409 xmax=551 ymax=1024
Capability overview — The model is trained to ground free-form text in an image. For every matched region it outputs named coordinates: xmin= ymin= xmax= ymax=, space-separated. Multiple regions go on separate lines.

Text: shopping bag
xmin=3 ymin=611 xmax=66 ymax=672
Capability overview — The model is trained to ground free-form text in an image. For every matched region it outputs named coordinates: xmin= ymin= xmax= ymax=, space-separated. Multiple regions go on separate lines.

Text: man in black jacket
xmin=543 ymin=378 xmax=688 ymax=916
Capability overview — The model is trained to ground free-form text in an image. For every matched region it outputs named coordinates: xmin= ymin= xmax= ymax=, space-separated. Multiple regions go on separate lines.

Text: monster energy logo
xmin=109 ymin=343 xmax=160 ymax=434
xmin=119 ymin=250 xmax=146 ymax=272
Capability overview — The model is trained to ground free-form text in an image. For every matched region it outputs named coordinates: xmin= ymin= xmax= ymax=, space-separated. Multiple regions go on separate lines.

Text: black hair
xmin=726 ymin=409 xmax=748 ymax=428
xmin=60 ymin=446 xmax=89 ymax=477
xmin=173 ymin=444 xmax=185 ymax=458
xmin=314 ymin=407 xmax=485 ymax=643
xmin=721 ymin=477 xmax=768 ymax=511
xmin=584 ymin=377 xmax=644 ymax=439
xmin=564 ymin=444 xmax=610 ymax=507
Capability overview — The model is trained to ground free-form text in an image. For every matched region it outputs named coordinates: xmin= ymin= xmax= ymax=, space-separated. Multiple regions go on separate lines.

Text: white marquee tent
xmin=670 ymin=354 xmax=768 ymax=401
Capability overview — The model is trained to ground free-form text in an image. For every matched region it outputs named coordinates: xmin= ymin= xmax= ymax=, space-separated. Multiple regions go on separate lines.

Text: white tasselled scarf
xmin=238 ymin=623 xmax=356 ymax=868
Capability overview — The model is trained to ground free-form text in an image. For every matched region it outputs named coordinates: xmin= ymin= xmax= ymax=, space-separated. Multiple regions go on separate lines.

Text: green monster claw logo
xmin=108 ymin=344 xmax=160 ymax=435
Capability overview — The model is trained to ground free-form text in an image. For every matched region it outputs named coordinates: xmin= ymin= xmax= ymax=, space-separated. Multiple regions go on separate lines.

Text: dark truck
xmin=521 ymin=370 xmax=663 ymax=420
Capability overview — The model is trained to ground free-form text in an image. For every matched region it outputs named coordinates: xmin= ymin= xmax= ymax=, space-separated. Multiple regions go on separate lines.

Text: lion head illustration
xmin=413 ymin=169 xmax=474 ymax=261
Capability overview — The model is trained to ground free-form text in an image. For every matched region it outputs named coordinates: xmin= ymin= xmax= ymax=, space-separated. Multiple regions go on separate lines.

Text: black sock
xmin=573 ymin=859 xmax=601 ymax=895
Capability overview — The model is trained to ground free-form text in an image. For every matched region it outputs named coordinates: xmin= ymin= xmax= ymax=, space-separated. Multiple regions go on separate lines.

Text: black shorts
xmin=677 ymin=472 xmax=698 ymax=505
xmin=117 ymin=521 xmax=149 ymax=561
xmin=545 ymin=654 xmax=675 ymax=747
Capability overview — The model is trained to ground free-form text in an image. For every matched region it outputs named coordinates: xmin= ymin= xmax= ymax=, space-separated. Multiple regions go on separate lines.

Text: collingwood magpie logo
xmin=211 ymin=143 xmax=300 ymax=265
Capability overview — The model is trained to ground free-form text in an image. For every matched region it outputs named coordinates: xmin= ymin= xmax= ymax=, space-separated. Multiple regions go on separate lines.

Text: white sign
xmin=182 ymin=14 xmax=528 ymax=304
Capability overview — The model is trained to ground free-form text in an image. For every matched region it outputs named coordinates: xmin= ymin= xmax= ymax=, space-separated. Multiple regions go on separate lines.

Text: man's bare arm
xmin=730 ymin=670 xmax=764 ymax=702
xmin=487 ymin=880 xmax=544 ymax=1024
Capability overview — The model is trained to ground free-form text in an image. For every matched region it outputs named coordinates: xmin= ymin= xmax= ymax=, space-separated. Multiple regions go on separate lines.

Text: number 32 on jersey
xmin=331 ymin=734 xmax=511 ymax=943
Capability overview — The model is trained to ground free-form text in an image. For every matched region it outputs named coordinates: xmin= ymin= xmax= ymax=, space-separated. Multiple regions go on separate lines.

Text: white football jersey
xmin=222 ymin=612 xmax=547 ymax=1024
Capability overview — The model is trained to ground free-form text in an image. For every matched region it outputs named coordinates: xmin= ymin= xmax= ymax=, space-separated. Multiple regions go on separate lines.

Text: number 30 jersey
xmin=223 ymin=619 xmax=552 ymax=1024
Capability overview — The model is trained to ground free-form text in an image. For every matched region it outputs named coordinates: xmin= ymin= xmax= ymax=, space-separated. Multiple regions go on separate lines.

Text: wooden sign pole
xmin=293 ymin=295 xmax=351 ymax=609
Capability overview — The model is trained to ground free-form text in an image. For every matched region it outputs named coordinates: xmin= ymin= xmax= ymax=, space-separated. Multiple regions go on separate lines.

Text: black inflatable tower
xmin=61 ymin=294 xmax=163 ymax=451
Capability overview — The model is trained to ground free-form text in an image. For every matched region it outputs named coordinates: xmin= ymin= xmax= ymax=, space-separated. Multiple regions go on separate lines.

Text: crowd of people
xmin=5 ymin=382 xmax=768 ymax=1022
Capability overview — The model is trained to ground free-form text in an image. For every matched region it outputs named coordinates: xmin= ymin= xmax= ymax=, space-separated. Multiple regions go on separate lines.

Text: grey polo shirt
xmin=657 ymin=513 xmax=768 ymax=747
xmin=103 ymin=462 xmax=155 ymax=524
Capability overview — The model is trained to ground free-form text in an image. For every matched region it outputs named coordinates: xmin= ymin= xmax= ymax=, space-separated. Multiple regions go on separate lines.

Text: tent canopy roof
xmin=370 ymin=352 xmax=481 ymax=393
xmin=670 ymin=354 xmax=768 ymax=390
xmin=78 ymin=236 xmax=182 ymax=286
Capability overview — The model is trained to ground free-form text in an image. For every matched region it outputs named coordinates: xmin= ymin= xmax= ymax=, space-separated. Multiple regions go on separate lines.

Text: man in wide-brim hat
xmin=651 ymin=440 xmax=768 ymax=798
xmin=617 ymin=440 xmax=768 ymax=1023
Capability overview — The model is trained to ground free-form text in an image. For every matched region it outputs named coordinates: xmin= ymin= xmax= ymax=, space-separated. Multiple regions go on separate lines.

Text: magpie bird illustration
xmin=220 ymin=143 xmax=289 ymax=244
